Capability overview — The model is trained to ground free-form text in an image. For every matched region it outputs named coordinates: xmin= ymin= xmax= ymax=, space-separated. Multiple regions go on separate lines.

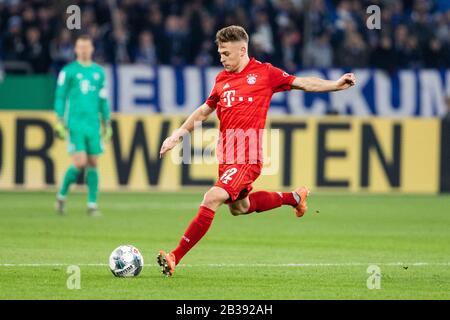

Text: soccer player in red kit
xmin=157 ymin=26 xmax=356 ymax=276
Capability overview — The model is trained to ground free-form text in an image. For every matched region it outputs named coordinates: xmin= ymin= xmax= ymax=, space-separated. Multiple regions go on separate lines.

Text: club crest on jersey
xmin=246 ymin=74 xmax=258 ymax=85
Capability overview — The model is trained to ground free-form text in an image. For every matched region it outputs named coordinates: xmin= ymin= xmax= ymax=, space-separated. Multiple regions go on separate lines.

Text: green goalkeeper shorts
xmin=67 ymin=129 xmax=104 ymax=155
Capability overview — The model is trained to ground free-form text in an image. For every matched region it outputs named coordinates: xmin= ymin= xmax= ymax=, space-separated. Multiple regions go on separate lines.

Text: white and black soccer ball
xmin=109 ymin=245 xmax=144 ymax=277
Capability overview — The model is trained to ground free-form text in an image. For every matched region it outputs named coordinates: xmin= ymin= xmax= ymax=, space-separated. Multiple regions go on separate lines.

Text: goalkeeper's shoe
xmin=157 ymin=250 xmax=176 ymax=277
xmin=293 ymin=186 xmax=310 ymax=217
xmin=55 ymin=197 xmax=66 ymax=215
xmin=87 ymin=203 xmax=102 ymax=217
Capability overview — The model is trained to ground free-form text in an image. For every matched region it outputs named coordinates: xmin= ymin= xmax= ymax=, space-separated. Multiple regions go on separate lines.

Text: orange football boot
xmin=293 ymin=186 xmax=310 ymax=217
xmin=157 ymin=250 xmax=176 ymax=277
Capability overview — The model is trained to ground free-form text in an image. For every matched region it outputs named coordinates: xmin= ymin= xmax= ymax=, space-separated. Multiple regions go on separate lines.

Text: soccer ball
xmin=109 ymin=245 xmax=144 ymax=277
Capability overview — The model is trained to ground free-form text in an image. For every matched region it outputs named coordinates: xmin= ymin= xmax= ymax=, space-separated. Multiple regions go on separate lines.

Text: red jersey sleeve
xmin=205 ymin=83 xmax=220 ymax=109
xmin=268 ymin=64 xmax=296 ymax=93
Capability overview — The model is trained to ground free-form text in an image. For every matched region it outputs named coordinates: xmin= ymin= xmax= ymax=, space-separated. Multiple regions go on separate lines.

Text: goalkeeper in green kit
xmin=54 ymin=35 xmax=112 ymax=216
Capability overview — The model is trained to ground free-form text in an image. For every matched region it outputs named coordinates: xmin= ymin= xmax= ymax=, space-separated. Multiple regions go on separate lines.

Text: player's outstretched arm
xmin=159 ymin=103 xmax=215 ymax=158
xmin=291 ymin=73 xmax=356 ymax=92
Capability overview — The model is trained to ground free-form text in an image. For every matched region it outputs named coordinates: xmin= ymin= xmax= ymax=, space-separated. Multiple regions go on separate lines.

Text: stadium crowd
xmin=1 ymin=0 xmax=450 ymax=74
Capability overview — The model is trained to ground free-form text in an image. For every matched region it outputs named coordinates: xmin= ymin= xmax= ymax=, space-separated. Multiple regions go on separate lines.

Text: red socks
xmin=172 ymin=206 xmax=215 ymax=265
xmin=247 ymin=191 xmax=298 ymax=213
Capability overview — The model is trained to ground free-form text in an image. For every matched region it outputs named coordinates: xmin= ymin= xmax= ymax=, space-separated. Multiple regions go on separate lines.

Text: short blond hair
xmin=215 ymin=25 xmax=249 ymax=45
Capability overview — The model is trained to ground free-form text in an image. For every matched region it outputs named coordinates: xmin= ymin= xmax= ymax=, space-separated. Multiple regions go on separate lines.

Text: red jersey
xmin=205 ymin=58 xmax=296 ymax=164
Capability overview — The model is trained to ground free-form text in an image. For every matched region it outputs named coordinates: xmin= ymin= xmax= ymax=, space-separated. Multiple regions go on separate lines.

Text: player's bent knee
xmin=202 ymin=194 xmax=221 ymax=209
xmin=73 ymin=154 xmax=88 ymax=169
xmin=201 ymin=188 xmax=228 ymax=210
xmin=87 ymin=157 xmax=98 ymax=167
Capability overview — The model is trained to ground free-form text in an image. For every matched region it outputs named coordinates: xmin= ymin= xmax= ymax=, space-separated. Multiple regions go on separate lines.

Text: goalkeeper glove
xmin=103 ymin=122 xmax=113 ymax=143
xmin=54 ymin=120 xmax=66 ymax=140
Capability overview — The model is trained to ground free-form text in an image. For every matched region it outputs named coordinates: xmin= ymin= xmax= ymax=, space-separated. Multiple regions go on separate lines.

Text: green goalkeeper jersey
xmin=54 ymin=61 xmax=110 ymax=132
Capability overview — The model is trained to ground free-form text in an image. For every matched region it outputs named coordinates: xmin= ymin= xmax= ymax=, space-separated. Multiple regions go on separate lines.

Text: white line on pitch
xmin=0 ymin=262 xmax=449 ymax=267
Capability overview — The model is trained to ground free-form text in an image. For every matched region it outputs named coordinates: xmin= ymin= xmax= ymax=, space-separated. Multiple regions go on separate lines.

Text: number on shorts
xmin=220 ymin=168 xmax=238 ymax=185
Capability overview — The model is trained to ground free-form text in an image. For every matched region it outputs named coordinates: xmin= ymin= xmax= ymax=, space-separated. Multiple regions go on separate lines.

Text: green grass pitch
xmin=0 ymin=191 xmax=449 ymax=299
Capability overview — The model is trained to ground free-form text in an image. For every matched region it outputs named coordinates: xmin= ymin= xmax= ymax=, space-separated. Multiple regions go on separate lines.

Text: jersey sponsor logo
xmin=80 ymin=80 xmax=90 ymax=94
xmin=79 ymin=79 xmax=97 ymax=94
xmin=222 ymin=90 xmax=254 ymax=107
xmin=223 ymin=83 xmax=230 ymax=90
xmin=223 ymin=90 xmax=236 ymax=107
xmin=247 ymin=74 xmax=258 ymax=85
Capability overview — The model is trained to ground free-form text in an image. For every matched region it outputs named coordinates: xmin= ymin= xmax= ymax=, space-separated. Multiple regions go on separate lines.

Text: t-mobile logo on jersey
xmin=223 ymin=90 xmax=236 ymax=107
xmin=223 ymin=90 xmax=254 ymax=107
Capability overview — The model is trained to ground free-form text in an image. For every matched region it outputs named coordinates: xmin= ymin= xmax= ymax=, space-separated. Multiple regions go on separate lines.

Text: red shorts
xmin=215 ymin=163 xmax=262 ymax=204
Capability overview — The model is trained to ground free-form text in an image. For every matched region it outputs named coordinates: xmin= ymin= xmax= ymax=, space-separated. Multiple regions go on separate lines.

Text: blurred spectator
xmin=306 ymin=0 xmax=332 ymax=38
xmin=2 ymin=16 xmax=25 ymax=60
xmin=394 ymin=24 xmax=409 ymax=68
xmin=133 ymin=31 xmax=157 ymax=65
xmin=435 ymin=12 xmax=450 ymax=45
xmin=106 ymin=26 xmax=131 ymax=63
xmin=195 ymin=40 xmax=215 ymax=66
xmin=409 ymin=0 xmax=433 ymax=48
xmin=335 ymin=30 xmax=369 ymax=68
xmin=229 ymin=6 xmax=250 ymax=31
xmin=403 ymin=35 xmax=423 ymax=68
xmin=50 ymin=29 xmax=74 ymax=73
xmin=145 ymin=3 xmax=165 ymax=61
xmin=303 ymin=32 xmax=332 ymax=68
xmin=81 ymin=7 xmax=97 ymax=32
xmin=370 ymin=35 xmax=397 ymax=72
xmin=161 ymin=15 xmax=189 ymax=65
xmin=279 ymin=27 xmax=301 ymax=72
xmin=334 ymin=0 xmax=355 ymax=31
xmin=391 ymin=0 xmax=407 ymax=27
xmin=251 ymin=10 xmax=275 ymax=59
xmin=21 ymin=5 xmax=37 ymax=31
xmin=274 ymin=0 xmax=302 ymax=31
xmin=424 ymin=38 xmax=450 ymax=68
xmin=87 ymin=23 xmax=106 ymax=63
xmin=23 ymin=27 xmax=50 ymax=73
xmin=36 ymin=6 xmax=55 ymax=42
xmin=194 ymin=12 xmax=217 ymax=66
xmin=250 ymin=33 xmax=272 ymax=63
